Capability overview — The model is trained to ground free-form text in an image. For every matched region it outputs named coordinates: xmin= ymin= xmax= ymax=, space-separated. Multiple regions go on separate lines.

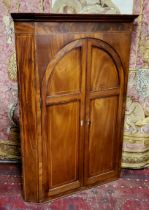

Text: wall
xmin=0 ymin=0 xmax=148 ymax=168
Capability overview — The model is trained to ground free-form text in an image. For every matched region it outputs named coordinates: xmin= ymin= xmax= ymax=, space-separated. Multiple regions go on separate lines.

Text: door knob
xmin=86 ymin=119 xmax=91 ymax=126
xmin=80 ymin=120 xmax=84 ymax=127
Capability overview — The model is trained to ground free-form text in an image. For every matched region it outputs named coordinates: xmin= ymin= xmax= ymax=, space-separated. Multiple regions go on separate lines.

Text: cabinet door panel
xmin=89 ymin=97 xmax=118 ymax=176
xmin=42 ymin=39 xmax=87 ymax=197
xmin=84 ymin=39 xmax=124 ymax=185
xmin=91 ymin=47 xmax=119 ymax=91
xmin=47 ymin=102 xmax=80 ymax=188
xmin=47 ymin=48 xmax=81 ymax=96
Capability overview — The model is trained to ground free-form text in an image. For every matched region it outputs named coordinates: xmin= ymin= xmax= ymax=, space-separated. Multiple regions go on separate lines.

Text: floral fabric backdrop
xmin=122 ymin=0 xmax=149 ymax=168
xmin=0 ymin=0 xmax=148 ymax=169
xmin=0 ymin=0 xmax=51 ymax=160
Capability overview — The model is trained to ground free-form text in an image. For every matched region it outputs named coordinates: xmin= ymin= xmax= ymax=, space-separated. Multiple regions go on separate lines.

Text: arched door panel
xmin=91 ymin=46 xmax=119 ymax=91
xmin=47 ymin=48 xmax=81 ymax=96
xmin=42 ymin=39 xmax=87 ymax=196
xmin=84 ymin=39 xmax=124 ymax=185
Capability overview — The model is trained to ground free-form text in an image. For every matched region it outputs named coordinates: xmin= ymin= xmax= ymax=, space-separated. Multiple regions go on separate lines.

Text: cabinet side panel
xmin=16 ymin=35 xmax=39 ymax=202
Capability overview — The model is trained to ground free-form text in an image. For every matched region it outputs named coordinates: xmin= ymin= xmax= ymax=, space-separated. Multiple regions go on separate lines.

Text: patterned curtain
xmin=0 ymin=0 xmax=52 ymax=160
xmin=122 ymin=0 xmax=149 ymax=168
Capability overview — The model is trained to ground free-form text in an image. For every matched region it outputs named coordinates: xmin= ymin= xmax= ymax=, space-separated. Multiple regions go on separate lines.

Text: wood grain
xmin=90 ymin=47 xmax=119 ymax=91
xmin=16 ymin=35 xmax=40 ymax=202
xmin=47 ymin=102 xmax=80 ymax=187
xmin=47 ymin=48 xmax=81 ymax=96
xmin=84 ymin=38 xmax=124 ymax=186
xmin=41 ymin=39 xmax=87 ymax=199
xmin=35 ymin=22 xmax=133 ymax=34
xmin=88 ymin=97 xmax=118 ymax=176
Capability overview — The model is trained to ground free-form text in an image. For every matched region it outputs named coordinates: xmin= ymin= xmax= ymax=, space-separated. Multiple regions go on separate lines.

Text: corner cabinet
xmin=12 ymin=13 xmax=137 ymax=202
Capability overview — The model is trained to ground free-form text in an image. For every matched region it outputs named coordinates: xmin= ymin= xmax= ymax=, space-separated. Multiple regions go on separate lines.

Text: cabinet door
xmin=84 ymin=39 xmax=124 ymax=185
xmin=42 ymin=39 xmax=87 ymax=197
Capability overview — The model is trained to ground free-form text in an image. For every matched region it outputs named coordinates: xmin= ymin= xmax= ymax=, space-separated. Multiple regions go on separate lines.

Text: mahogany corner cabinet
xmin=12 ymin=13 xmax=138 ymax=202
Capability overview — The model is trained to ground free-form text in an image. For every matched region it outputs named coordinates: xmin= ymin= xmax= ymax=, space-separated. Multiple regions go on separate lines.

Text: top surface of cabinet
xmin=11 ymin=13 xmax=138 ymax=22
xmin=11 ymin=13 xmax=138 ymax=36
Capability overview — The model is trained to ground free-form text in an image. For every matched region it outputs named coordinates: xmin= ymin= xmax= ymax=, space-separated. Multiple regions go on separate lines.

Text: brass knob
xmin=86 ymin=119 xmax=91 ymax=125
